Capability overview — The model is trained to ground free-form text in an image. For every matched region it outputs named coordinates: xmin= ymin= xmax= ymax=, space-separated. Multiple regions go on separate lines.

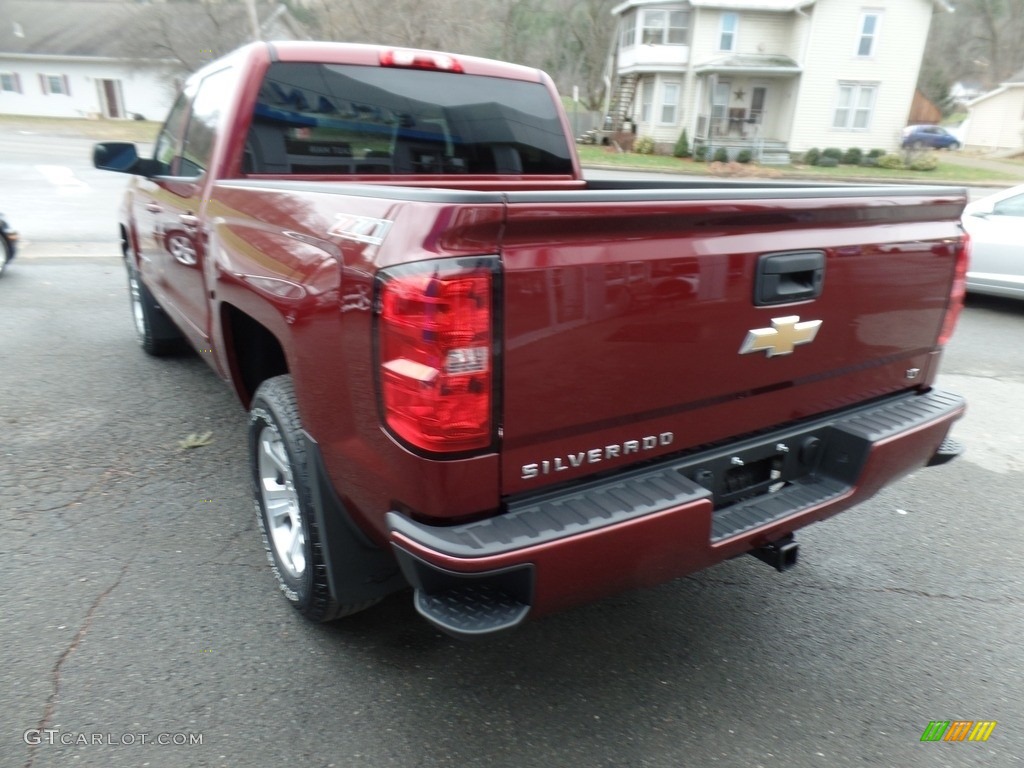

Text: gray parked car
xmin=961 ymin=184 xmax=1024 ymax=300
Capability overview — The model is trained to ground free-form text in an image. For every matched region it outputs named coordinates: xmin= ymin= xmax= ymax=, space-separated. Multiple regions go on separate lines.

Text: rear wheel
xmin=0 ymin=234 xmax=11 ymax=276
xmin=250 ymin=375 xmax=379 ymax=622
xmin=912 ymin=140 xmax=926 ymax=150
xmin=126 ymin=263 xmax=182 ymax=355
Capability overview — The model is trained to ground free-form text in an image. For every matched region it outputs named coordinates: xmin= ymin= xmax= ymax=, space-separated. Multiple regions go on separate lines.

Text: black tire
xmin=249 ymin=375 xmax=378 ymax=622
xmin=950 ymin=142 xmax=961 ymax=151
xmin=0 ymin=234 xmax=11 ymax=277
xmin=912 ymin=140 xmax=926 ymax=150
xmin=126 ymin=262 xmax=183 ymax=356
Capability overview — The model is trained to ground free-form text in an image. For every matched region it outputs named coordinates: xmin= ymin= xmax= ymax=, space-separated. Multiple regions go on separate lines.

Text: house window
xmin=640 ymin=78 xmax=653 ymax=122
xmin=40 ymin=74 xmax=70 ymax=96
xmin=642 ymin=10 xmax=690 ymax=45
xmin=833 ymin=83 xmax=877 ymax=129
xmin=1 ymin=72 xmax=21 ymax=93
xmin=620 ymin=12 xmax=637 ymax=49
xmin=857 ymin=11 xmax=881 ymax=57
xmin=719 ymin=12 xmax=738 ymax=51
xmin=660 ymin=82 xmax=680 ymax=124
xmin=667 ymin=11 xmax=689 ymax=44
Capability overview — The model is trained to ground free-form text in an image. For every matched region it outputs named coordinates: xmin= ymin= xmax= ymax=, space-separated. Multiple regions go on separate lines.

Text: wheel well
xmin=222 ymin=305 xmax=289 ymax=406
xmin=119 ymin=224 xmax=130 ymax=260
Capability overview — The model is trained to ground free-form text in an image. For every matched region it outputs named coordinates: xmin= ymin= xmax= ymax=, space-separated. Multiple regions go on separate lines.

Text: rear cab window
xmin=243 ymin=62 xmax=574 ymax=176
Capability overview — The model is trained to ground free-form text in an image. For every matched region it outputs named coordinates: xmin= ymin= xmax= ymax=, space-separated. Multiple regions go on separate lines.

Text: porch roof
xmin=694 ymin=54 xmax=801 ymax=76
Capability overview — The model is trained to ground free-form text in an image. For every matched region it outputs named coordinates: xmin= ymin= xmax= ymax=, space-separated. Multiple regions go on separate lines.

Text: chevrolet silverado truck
xmin=93 ymin=41 xmax=968 ymax=639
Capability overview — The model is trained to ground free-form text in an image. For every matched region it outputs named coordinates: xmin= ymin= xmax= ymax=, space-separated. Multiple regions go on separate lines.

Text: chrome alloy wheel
xmin=128 ymin=271 xmax=146 ymax=338
xmin=257 ymin=424 xmax=307 ymax=579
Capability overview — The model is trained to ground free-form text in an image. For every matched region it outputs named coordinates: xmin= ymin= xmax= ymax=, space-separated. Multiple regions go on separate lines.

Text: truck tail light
xmin=380 ymin=49 xmax=463 ymax=73
xmin=376 ymin=258 xmax=497 ymax=454
xmin=938 ymin=233 xmax=970 ymax=347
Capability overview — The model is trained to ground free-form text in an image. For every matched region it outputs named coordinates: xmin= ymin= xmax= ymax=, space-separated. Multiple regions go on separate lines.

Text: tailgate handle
xmin=755 ymin=250 xmax=825 ymax=306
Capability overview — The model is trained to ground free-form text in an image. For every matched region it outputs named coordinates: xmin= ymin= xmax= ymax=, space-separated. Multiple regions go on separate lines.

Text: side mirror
xmin=93 ymin=142 xmax=162 ymax=176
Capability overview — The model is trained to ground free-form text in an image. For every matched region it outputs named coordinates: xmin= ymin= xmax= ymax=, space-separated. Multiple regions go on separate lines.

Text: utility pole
xmin=245 ymin=0 xmax=261 ymax=41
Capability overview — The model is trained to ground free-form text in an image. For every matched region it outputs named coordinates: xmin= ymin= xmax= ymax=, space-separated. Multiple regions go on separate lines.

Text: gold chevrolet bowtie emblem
xmin=739 ymin=316 xmax=822 ymax=357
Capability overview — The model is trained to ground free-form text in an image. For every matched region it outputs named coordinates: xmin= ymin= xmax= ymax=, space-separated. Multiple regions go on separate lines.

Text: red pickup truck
xmin=94 ymin=41 xmax=968 ymax=638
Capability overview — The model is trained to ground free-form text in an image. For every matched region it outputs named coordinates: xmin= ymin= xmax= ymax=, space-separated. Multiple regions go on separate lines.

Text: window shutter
xmin=39 ymin=73 xmax=47 ymax=95
xmin=63 ymin=75 xmax=71 ymax=96
xmin=14 ymin=72 xmax=21 ymax=93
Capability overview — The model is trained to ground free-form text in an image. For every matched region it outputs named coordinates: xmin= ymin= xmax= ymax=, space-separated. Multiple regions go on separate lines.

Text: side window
xmin=993 ymin=194 xmax=1024 ymax=217
xmin=152 ymin=89 xmax=192 ymax=175
xmin=180 ymin=67 xmax=237 ymax=177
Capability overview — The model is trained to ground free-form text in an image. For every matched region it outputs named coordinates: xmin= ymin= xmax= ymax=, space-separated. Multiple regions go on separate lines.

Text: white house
xmin=0 ymin=0 xmax=305 ymax=121
xmin=962 ymin=69 xmax=1024 ymax=153
xmin=0 ymin=1 xmax=178 ymax=120
xmin=609 ymin=0 xmax=952 ymax=160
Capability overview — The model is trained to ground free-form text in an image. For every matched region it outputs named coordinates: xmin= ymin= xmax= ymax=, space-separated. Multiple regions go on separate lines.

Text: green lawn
xmin=576 ymin=145 xmax=1024 ymax=185
xmin=0 ymin=115 xmax=161 ymax=142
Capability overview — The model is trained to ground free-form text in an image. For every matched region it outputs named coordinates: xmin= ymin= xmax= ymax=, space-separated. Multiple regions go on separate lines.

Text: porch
xmin=692 ymin=54 xmax=802 ymax=165
xmin=693 ymin=114 xmax=791 ymax=165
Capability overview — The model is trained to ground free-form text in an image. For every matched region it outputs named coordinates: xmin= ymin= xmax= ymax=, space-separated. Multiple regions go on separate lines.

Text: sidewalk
xmin=17 ymin=240 xmax=120 ymax=259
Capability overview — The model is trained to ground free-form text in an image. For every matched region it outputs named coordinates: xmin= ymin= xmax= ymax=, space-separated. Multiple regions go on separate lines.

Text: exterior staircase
xmin=608 ymin=73 xmax=639 ymax=132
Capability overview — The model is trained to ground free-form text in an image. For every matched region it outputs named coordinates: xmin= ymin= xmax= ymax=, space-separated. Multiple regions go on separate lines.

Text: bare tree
xmin=920 ymin=0 xmax=1024 ymax=108
xmin=300 ymin=0 xmax=493 ymax=55
xmin=563 ymin=0 xmax=617 ymax=110
xmin=299 ymin=0 xmax=619 ymax=108
xmin=117 ymin=1 xmax=255 ymax=76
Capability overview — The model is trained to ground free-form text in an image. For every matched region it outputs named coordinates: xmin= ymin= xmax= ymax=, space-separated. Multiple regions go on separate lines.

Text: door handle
xmin=754 ymin=251 xmax=825 ymax=306
xmin=144 ymin=202 xmax=162 ymax=214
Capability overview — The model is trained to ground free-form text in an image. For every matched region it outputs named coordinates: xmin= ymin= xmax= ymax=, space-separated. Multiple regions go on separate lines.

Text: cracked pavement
xmin=2 ymin=257 xmax=1022 ymax=768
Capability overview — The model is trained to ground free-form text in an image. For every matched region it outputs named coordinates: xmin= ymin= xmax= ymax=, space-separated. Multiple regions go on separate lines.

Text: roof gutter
xmin=0 ymin=52 xmax=178 ymax=65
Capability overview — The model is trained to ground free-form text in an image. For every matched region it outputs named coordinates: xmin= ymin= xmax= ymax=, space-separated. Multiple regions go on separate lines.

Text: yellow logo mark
xmin=922 ymin=720 xmax=997 ymax=742
xmin=739 ymin=316 xmax=822 ymax=357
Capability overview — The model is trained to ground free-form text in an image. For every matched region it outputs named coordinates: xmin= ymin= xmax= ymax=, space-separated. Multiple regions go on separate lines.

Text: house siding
xmin=789 ymin=0 xmax=933 ymax=153
xmin=0 ymin=56 xmax=174 ymax=120
xmin=964 ymin=89 xmax=1024 ymax=151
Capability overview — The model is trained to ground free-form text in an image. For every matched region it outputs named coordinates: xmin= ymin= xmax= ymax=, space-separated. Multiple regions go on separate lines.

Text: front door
xmin=152 ymin=65 xmax=237 ymax=344
xmin=99 ymin=79 xmax=123 ymax=119
xmin=134 ymin=66 xmax=236 ymax=347
xmin=750 ymin=86 xmax=767 ymax=125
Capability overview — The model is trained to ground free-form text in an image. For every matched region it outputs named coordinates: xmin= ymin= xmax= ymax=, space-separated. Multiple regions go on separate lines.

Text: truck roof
xmin=195 ymin=40 xmax=549 ymax=85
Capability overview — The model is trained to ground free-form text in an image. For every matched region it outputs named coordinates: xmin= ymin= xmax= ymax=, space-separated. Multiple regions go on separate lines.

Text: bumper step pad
xmin=414 ymin=584 xmax=530 ymax=638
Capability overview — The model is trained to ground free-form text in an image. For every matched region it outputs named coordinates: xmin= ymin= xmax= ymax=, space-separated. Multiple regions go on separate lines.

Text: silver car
xmin=961 ymin=184 xmax=1024 ymax=300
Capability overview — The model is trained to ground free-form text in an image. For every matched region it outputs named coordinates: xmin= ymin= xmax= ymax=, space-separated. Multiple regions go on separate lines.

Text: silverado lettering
xmin=522 ymin=432 xmax=676 ymax=479
xmin=94 ymin=41 xmax=967 ymax=640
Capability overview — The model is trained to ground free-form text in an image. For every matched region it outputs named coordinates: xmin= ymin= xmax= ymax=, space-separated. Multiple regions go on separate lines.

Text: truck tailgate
xmin=499 ymin=186 xmax=967 ymax=496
